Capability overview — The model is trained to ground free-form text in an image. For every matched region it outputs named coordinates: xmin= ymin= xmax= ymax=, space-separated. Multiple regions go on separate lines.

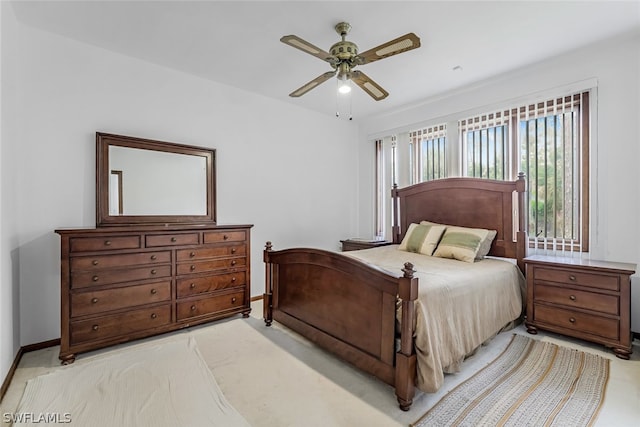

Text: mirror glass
xmin=96 ymin=133 xmax=216 ymax=226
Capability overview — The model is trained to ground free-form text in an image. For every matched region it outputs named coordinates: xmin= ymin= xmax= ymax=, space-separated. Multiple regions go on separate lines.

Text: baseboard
xmin=0 ymin=338 xmax=60 ymax=404
xmin=250 ymin=295 xmax=263 ymax=302
xmin=633 ymin=331 xmax=640 ymax=342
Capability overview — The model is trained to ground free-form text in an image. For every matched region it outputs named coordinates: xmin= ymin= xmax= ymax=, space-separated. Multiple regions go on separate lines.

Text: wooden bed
xmin=263 ymin=174 xmax=527 ymax=410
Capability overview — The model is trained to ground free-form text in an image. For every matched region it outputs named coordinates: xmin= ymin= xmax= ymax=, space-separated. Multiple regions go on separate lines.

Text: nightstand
xmin=524 ymin=254 xmax=636 ymax=359
xmin=340 ymin=239 xmax=393 ymax=252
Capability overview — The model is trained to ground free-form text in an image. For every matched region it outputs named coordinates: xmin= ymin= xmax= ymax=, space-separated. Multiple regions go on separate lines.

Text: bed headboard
xmin=391 ymin=173 xmax=527 ymax=271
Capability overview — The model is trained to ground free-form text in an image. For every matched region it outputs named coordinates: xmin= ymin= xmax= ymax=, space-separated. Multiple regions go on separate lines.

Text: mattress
xmin=344 ymin=244 xmax=525 ymax=393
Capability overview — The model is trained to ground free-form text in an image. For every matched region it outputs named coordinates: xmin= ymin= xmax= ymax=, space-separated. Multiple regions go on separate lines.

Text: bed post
xmin=396 ymin=262 xmax=418 ymax=411
xmin=263 ymin=241 xmax=274 ymax=326
xmin=515 ymin=172 xmax=528 ymax=273
xmin=391 ymin=183 xmax=401 ymax=244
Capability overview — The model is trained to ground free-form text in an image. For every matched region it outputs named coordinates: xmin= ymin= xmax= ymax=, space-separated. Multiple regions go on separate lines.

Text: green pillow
xmin=432 ymin=225 xmax=493 ymax=263
xmin=398 ymin=223 xmax=446 ymax=256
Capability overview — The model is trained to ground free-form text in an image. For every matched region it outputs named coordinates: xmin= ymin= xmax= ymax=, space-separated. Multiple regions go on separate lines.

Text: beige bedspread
xmin=345 ymin=245 xmax=525 ymax=393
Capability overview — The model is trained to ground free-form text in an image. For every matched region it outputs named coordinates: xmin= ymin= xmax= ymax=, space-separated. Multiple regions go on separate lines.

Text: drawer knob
xmin=569 ymin=275 xmax=576 ymax=281
xmin=569 ymin=317 xmax=576 ymax=323
xmin=91 ymin=298 xmax=98 ymax=304
xmin=189 ymin=251 xmax=196 ymax=258
xmin=150 ymin=255 xmax=157 ymax=260
xmin=92 ymin=260 xmax=99 ymax=266
xmin=150 ymin=269 xmax=157 ymax=275
xmin=190 ymin=265 xmax=196 ymax=271
xmin=190 ymin=305 xmax=196 ymax=311
xmin=231 ymin=260 xmax=237 ymax=266
xmin=231 ymin=277 xmax=236 ymax=282
xmin=150 ymin=288 xmax=157 ymax=295
xmin=190 ymin=283 xmax=196 ymax=289
xmin=104 ymin=240 xmax=111 ymax=246
xmin=231 ymin=297 xmax=237 ymax=303
xmin=223 ymin=234 xmax=229 ymax=240
xmin=151 ymin=313 xmax=157 ymax=319
xmin=171 ymin=237 xmax=177 ymax=242
xmin=231 ymin=248 xmax=237 ymax=254
xmin=92 ymin=325 xmax=99 ymax=331
xmin=569 ymin=295 xmax=576 ymax=301
xmin=92 ymin=275 xmax=99 ymax=282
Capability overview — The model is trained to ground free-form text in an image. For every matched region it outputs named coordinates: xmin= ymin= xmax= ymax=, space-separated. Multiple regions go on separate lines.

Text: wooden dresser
xmin=524 ymin=254 xmax=636 ymax=359
xmin=55 ymin=224 xmax=252 ymax=363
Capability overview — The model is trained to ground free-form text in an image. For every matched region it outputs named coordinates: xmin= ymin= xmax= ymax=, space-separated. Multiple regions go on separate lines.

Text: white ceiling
xmin=10 ymin=0 xmax=640 ymax=121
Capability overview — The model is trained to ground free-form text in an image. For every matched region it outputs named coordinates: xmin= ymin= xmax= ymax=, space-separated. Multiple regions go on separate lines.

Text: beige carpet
xmin=2 ymin=301 xmax=639 ymax=427
xmin=11 ymin=337 xmax=249 ymax=427
xmin=412 ymin=334 xmax=609 ymax=427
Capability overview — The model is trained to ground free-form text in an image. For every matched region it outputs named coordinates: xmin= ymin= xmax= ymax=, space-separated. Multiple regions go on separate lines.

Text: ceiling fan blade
xmin=288 ymin=71 xmax=337 ymax=97
xmin=280 ymin=35 xmax=337 ymax=64
xmin=350 ymin=71 xmax=389 ymax=101
xmin=356 ymin=33 xmax=421 ymax=65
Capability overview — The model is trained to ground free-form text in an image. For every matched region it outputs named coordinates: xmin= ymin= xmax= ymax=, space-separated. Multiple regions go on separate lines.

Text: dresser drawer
xmin=145 ymin=233 xmax=199 ymax=247
xmin=534 ymin=284 xmax=619 ymax=316
xmin=176 ymin=244 xmax=246 ymax=261
xmin=71 ymin=265 xmax=172 ymax=289
xmin=176 ymin=257 xmax=246 ymax=275
xmin=177 ymin=291 xmax=245 ymax=320
xmin=533 ymin=267 xmax=619 ymax=291
xmin=71 ymin=281 xmax=171 ymax=317
xmin=177 ymin=272 xmax=246 ymax=297
xmin=203 ymin=230 xmax=246 ymax=244
xmin=533 ymin=304 xmax=619 ymax=340
xmin=70 ymin=235 xmax=141 ymax=252
xmin=70 ymin=304 xmax=171 ymax=344
xmin=70 ymin=251 xmax=171 ymax=271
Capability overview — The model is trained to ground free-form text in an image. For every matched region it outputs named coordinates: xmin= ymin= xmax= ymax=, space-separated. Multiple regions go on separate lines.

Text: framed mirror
xmin=96 ymin=132 xmax=216 ymax=226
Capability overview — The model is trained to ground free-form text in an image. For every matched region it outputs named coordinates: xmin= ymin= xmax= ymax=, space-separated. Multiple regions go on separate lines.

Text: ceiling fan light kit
xmin=281 ymin=22 xmax=421 ymax=107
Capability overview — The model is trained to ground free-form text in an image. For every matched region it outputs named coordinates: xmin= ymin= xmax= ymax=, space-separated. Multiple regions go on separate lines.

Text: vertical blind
xmin=459 ymin=111 xmax=510 ymax=180
xmin=458 ymin=91 xmax=589 ymax=252
xmin=519 ymin=92 xmax=589 ymax=253
xmin=409 ymin=124 xmax=447 ymax=184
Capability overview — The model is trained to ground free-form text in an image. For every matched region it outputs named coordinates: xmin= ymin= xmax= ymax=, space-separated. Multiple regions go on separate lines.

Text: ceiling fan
xmin=281 ymin=22 xmax=421 ymax=101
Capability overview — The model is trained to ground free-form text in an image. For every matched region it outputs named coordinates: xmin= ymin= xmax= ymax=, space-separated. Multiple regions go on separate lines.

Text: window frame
xmin=375 ymin=90 xmax=591 ymax=252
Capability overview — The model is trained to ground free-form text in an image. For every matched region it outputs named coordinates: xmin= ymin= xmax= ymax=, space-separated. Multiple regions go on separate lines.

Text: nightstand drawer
xmin=533 ymin=267 xmax=619 ymax=291
xmin=534 ymin=304 xmax=619 ymax=340
xmin=534 ymin=284 xmax=619 ymax=315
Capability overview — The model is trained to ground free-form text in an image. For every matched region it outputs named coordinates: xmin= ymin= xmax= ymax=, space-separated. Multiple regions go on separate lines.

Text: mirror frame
xmin=96 ymin=132 xmax=216 ymax=226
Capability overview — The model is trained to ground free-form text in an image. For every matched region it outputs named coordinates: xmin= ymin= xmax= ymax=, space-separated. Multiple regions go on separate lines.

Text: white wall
xmin=0 ymin=3 xmax=359 ymax=380
xmin=1 ymin=0 xmax=21 ymax=391
xmin=357 ymin=29 xmax=640 ymax=331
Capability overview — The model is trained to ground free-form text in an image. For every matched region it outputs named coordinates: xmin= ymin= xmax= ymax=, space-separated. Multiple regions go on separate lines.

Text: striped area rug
xmin=412 ymin=334 xmax=609 ymax=427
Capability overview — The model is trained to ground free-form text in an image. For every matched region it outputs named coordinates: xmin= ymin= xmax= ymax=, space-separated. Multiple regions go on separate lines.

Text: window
xmin=518 ymin=93 xmax=589 ymax=252
xmin=375 ymin=90 xmax=590 ymax=252
xmin=460 ymin=112 xmax=510 ymax=180
xmin=409 ymin=124 xmax=447 ymax=184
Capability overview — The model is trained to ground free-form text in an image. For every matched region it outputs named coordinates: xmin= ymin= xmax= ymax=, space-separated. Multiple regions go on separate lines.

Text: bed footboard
xmin=263 ymin=242 xmax=418 ymax=410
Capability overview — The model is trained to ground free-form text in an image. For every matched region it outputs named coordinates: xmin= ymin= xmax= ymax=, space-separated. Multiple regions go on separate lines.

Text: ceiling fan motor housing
xmin=330 ymin=40 xmax=358 ymax=61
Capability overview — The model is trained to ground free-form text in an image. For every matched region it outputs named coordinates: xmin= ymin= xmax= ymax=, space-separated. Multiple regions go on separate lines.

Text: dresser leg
xmin=524 ymin=322 xmax=538 ymax=334
xmin=59 ymin=354 xmax=76 ymax=365
xmin=613 ymin=347 xmax=631 ymax=360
